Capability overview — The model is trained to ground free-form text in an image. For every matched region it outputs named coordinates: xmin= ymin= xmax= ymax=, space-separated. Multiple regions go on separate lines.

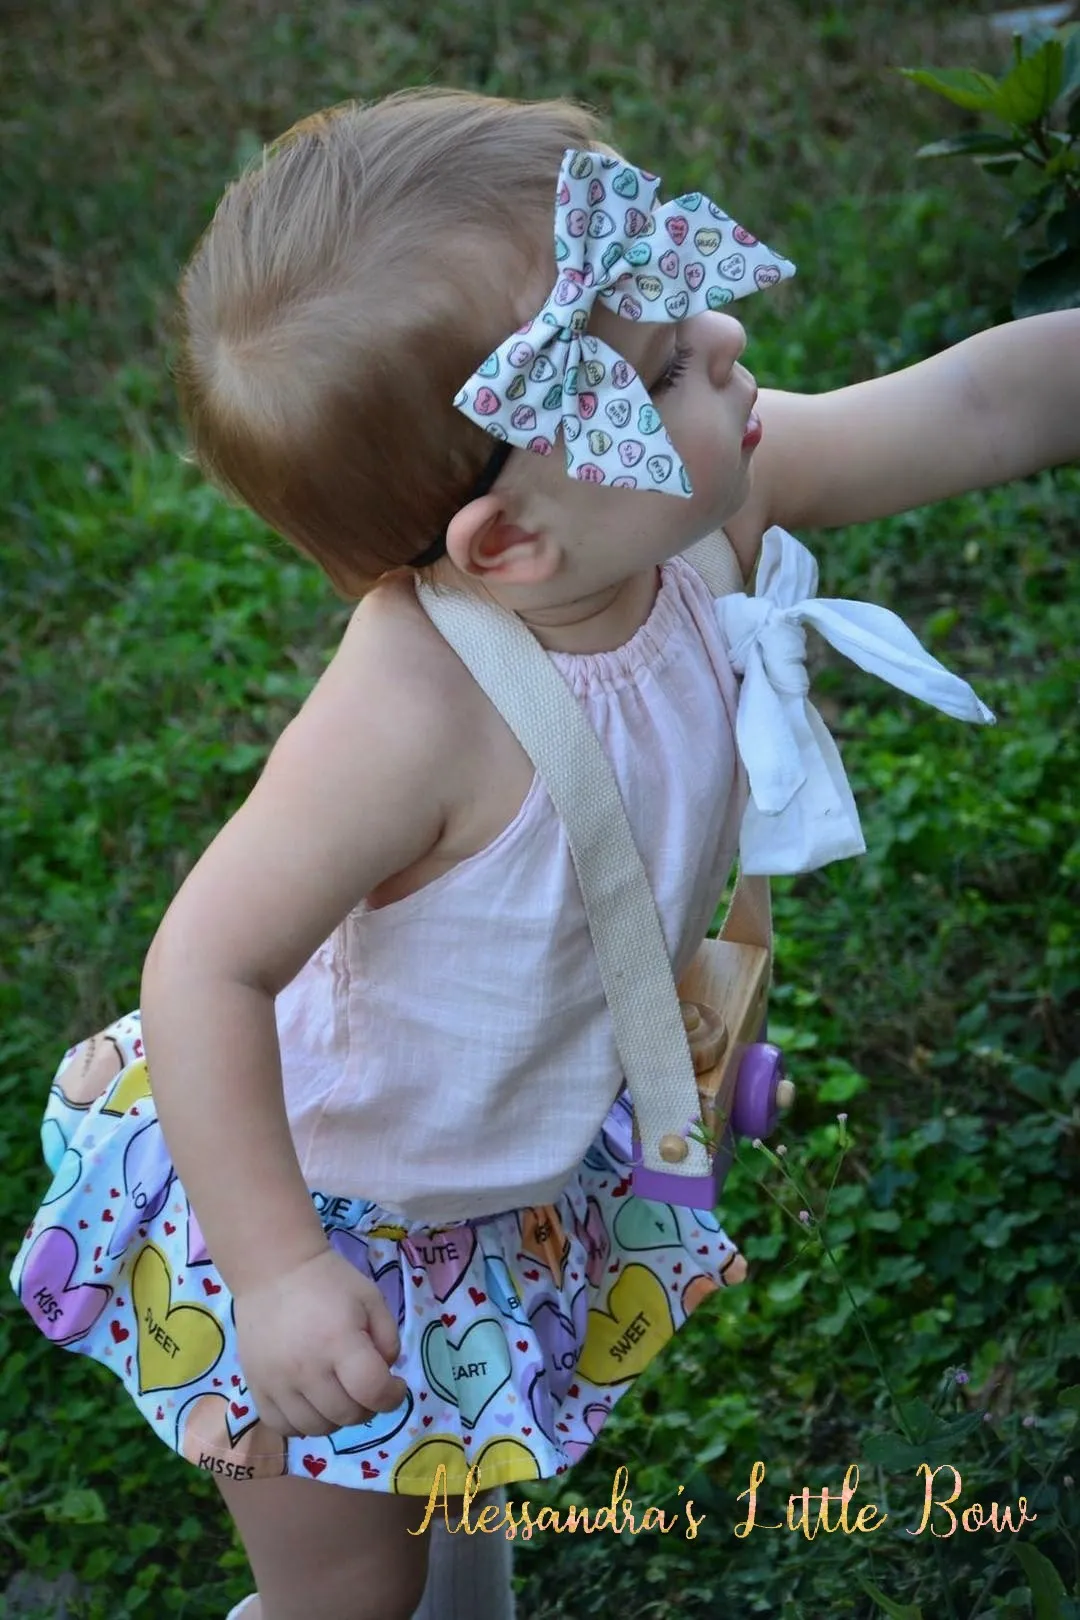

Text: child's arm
xmin=140 ymin=588 xmax=459 ymax=1299
xmin=730 ymin=309 xmax=1080 ymax=541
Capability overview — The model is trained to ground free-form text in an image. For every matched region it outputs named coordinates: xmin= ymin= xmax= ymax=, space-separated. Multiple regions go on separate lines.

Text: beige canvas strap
xmin=415 ymin=529 xmax=770 ymax=1182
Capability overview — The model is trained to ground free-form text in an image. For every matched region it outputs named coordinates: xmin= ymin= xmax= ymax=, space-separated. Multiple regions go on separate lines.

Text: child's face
xmin=507 ymin=303 xmax=759 ymax=590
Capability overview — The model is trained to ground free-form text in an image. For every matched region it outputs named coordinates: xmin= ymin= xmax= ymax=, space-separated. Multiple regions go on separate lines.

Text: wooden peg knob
xmin=659 ymin=1133 xmax=689 ymax=1163
xmin=679 ymin=1000 xmax=729 ymax=1075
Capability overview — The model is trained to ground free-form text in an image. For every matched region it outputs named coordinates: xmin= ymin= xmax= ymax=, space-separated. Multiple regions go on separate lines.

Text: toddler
xmin=11 ymin=85 xmax=1080 ymax=1620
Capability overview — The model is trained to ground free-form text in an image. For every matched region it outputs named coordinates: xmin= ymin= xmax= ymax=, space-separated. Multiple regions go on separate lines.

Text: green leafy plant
xmin=901 ymin=23 xmax=1080 ymax=316
xmin=745 ymin=1123 xmax=1080 ymax=1618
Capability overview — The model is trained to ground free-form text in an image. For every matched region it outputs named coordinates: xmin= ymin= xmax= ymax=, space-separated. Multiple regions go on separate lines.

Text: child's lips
xmin=742 ymin=409 xmax=763 ymax=450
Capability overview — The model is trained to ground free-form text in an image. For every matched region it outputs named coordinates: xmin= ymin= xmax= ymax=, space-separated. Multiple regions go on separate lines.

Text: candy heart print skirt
xmin=11 ymin=1010 xmax=746 ymax=1494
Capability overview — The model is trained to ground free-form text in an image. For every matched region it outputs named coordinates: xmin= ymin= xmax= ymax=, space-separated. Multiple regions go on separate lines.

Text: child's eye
xmin=651 ymin=342 xmax=693 ymax=396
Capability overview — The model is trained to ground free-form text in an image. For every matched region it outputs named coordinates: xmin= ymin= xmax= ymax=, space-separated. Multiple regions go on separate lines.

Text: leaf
xmin=858 ymin=1578 xmax=924 ymax=1620
xmin=1013 ymin=246 xmax=1080 ymax=316
xmin=995 ymin=42 xmax=1066 ymax=125
xmin=863 ymin=1430 xmax=927 ymax=1470
xmin=43 ymin=1487 xmax=107 ymax=1525
xmin=899 ymin=68 xmax=1003 ymax=114
xmin=1004 ymin=182 xmax=1061 ymax=239
xmin=1011 ymin=1542 xmax=1069 ymax=1619
xmin=915 ymin=132 xmax=1024 ymax=159
xmin=1058 ymin=1384 xmax=1080 ymax=1415
xmin=977 ymin=157 xmax=1022 ymax=177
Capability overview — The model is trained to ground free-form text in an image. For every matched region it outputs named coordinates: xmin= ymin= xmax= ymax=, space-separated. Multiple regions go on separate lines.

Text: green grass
xmin=2 ymin=2 xmax=1079 ymax=1617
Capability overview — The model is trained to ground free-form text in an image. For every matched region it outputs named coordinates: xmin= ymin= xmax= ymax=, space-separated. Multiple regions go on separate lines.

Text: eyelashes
xmin=651 ymin=342 xmax=693 ymax=396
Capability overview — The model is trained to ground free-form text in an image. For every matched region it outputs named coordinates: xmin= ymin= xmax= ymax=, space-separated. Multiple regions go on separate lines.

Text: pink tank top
xmin=275 ymin=552 xmax=745 ymax=1223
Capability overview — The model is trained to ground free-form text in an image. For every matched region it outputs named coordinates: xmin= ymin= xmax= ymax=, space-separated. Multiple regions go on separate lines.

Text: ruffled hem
xmin=11 ymin=1010 xmax=745 ymax=1495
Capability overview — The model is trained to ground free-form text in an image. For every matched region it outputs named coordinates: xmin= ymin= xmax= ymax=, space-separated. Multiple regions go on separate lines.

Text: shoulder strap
xmin=414 ymin=529 xmax=770 ymax=1184
xmin=415 ymin=580 xmax=710 ymax=1183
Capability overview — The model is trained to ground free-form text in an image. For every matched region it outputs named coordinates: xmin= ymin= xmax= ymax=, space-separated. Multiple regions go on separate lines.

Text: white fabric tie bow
xmin=715 ymin=527 xmax=996 ymax=875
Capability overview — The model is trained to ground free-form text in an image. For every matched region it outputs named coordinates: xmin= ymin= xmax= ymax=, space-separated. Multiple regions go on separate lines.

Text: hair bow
xmin=452 ymin=148 xmax=796 ymax=497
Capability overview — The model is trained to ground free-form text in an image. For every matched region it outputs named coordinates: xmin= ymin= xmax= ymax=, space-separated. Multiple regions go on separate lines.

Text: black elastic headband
xmin=408 ymin=440 xmax=514 ymax=569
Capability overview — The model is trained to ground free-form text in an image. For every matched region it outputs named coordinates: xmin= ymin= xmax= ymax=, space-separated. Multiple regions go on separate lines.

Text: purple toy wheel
xmin=731 ymin=1043 xmax=785 ymax=1139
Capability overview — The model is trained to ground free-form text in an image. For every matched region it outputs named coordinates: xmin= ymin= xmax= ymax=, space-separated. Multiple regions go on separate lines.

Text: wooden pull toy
xmin=631 ymin=937 xmax=794 ymax=1205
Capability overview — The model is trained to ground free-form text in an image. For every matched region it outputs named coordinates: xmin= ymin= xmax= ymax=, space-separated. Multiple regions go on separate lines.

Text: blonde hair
xmin=173 ymin=87 xmax=608 ymax=597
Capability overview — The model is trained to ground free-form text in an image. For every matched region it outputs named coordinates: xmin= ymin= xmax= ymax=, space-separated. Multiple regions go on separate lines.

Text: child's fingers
xmin=362 ymin=1292 xmax=402 ymax=1368
xmin=252 ymin=1387 xmax=326 ymax=1439
xmin=336 ymin=1338 xmax=409 ymax=1414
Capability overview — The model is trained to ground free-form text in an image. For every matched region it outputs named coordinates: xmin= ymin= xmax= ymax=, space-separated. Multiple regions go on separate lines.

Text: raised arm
xmin=140 ymin=586 xmax=456 ymax=1297
xmin=729 ymin=309 xmax=1080 ymax=540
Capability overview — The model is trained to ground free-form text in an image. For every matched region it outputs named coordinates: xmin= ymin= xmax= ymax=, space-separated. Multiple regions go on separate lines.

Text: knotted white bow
xmin=714 ymin=527 xmax=996 ymax=875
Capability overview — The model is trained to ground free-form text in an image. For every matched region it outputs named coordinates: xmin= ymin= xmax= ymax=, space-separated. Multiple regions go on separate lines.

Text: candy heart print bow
xmin=715 ymin=527 xmax=996 ymax=875
xmin=453 ymin=149 xmax=796 ymax=496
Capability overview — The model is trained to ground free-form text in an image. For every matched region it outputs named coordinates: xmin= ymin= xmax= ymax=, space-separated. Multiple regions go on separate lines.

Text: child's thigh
xmin=215 ymin=1473 xmax=432 ymax=1620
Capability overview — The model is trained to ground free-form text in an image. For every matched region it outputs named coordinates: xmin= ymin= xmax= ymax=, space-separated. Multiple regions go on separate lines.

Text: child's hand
xmin=233 ymin=1247 xmax=409 ymax=1436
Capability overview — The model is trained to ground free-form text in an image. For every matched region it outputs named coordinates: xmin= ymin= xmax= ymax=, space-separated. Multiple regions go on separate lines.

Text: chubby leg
xmin=216 ymin=1473 xmax=430 ymax=1620
xmin=216 ymin=1475 xmax=515 ymax=1620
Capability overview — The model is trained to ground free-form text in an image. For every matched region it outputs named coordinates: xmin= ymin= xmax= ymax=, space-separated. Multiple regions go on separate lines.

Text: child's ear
xmin=444 ymin=494 xmax=561 ymax=586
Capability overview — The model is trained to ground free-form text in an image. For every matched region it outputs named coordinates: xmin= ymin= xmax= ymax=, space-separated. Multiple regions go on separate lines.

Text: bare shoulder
xmin=336 ymin=570 xmax=479 ymax=721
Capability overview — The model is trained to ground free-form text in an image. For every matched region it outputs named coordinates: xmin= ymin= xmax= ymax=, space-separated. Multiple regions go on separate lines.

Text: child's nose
xmin=701 ymin=313 xmax=748 ymax=386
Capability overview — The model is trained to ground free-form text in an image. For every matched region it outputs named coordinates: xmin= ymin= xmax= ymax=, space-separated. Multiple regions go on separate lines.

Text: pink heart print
xmin=473 ymin=387 xmax=500 ymax=416
xmin=19 ymin=1226 xmax=110 ymax=1346
xmin=664 ymin=214 xmax=689 ymax=246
